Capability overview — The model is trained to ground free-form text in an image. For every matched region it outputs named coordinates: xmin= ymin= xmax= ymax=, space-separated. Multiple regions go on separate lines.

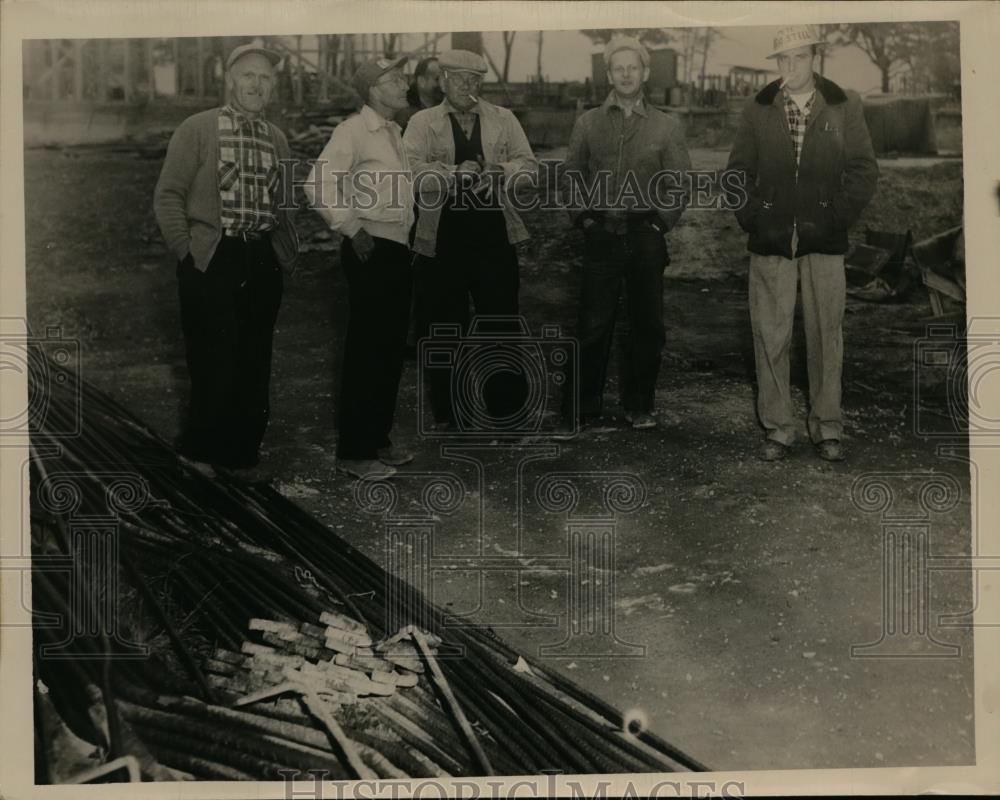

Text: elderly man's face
xmin=607 ymin=49 xmax=648 ymax=100
xmin=371 ymin=67 xmax=410 ymax=111
xmin=443 ymin=69 xmax=482 ymax=111
xmin=226 ymin=53 xmax=275 ymax=115
xmin=777 ymin=45 xmax=816 ymax=92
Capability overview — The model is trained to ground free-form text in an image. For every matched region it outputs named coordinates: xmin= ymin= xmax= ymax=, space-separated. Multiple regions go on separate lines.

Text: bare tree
xmin=837 ymin=22 xmax=935 ymax=93
xmin=698 ymin=27 xmax=716 ymax=93
xmin=536 ymin=31 xmax=544 ymax=82
xmin=500 ymin=31 xmax=517 ymax=82
xmin=580 ymin=28 xmax=674 ymax=48
xmin=816 ymin=23 xmax=848 ymax=75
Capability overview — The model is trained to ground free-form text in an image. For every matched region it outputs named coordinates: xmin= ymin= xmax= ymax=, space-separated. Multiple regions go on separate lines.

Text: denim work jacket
xmin=562 ymin=92 xmax=692 ymax=233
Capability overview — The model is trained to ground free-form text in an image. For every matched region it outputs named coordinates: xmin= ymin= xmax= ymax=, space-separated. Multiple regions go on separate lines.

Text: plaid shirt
xmin=217 ymin=105 xmax=279 ymax=234
xmin=782 ymin=89 xmax=815 ymax=171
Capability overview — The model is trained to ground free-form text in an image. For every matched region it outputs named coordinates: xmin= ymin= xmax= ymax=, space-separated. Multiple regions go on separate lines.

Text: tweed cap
xmin=226 ymin=43 xmax=282 ymax=72
xmin=438 ymin=49 xmax=488 ymax=74
xmin=351 ymin=55 xmax=408 ymax=101
xmin=603 ymin=35 xmax=650 ymax=68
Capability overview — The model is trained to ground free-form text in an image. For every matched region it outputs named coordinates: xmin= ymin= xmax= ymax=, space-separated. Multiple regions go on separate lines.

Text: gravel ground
xmin=23 ymin=145 xmax=974 ymax=772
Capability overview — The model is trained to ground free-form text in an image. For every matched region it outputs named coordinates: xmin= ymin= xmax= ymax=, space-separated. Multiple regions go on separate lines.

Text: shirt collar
xmin=782 ymin=87 xmax=815 ymax=115
xmin=603 ymin=91 xmax=647 ymax=117
xmin=222 ymin=104 xmax=266 ymax=127
xmin=361 ymin=104 xmax=400 ymax=133
xmin=442 ymin=97 xmax=481 ymax=115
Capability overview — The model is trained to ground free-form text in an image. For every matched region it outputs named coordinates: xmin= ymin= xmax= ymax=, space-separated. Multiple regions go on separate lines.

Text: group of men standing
xmin=154 ymin=25 xmax=877 ymax=480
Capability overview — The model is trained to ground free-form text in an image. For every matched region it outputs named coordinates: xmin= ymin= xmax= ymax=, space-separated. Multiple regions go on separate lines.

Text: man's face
xmin=443 ymin=69 xmax=482 ymax=111
xmin=418 ymin=61 xmax=443 ymax=103
xmin=607 ymin=49 xmax=648 ymax=100
xmin=226 ymin=53 xmax=275 ymax=115
xmin=776 ymin=46 xmax=816 ymax=92
xmin=371 ymin=67 xmax=409 ymax=111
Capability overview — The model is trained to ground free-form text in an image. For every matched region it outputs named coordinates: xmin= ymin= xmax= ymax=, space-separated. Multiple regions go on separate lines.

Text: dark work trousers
xmin=337 ymin=236 xmax=413 ymax=460
xmin=176 ymin=234 xmax=283 ymax=468
xmin=564 ymin=222 xmax=668 ymax=419
xmin=414 ymin=242 xmax=522 ymax=425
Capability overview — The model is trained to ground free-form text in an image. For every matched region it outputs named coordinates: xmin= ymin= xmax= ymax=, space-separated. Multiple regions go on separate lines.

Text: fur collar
xmin=755 ymin=74 xmax=848 ymax=106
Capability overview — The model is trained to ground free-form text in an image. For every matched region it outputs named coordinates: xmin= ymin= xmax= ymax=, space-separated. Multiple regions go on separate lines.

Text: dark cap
xmin=351 ymin=55 xmax=408 ymax=102
xmin=226 ymin=44 xmax=282 ymax=72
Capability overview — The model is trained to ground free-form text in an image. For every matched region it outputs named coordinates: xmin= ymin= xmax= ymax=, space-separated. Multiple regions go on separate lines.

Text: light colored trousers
xmin=748 ymin=249 xmax=846 ymax=445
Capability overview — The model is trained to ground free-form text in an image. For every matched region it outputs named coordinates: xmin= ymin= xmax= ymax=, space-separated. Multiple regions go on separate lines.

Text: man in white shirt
xmin=305 ymin=57 xmax=415 ymax=478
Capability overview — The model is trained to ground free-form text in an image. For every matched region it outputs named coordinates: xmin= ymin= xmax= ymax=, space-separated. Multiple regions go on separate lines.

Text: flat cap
xmin=226 ymin=43 xmax=282 ymax=72
xmin=438 ymin=49 xmax=487 ymax=74
xmin=351 ymin=55 xmax=408 ymax=102
xmin=604 ymin=35 xmax=650 ymax=68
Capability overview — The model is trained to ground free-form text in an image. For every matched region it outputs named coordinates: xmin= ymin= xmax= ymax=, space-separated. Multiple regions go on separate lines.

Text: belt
xmin=224 ymin=230 xmax=271 ymax=242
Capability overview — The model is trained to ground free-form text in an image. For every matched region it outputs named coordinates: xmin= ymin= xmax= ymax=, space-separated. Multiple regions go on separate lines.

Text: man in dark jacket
xmin=395 ymin=56 xmax=443 ymax=132
xmin=726 ymin=25 xmax=878 ymax=462
xmin=557 ymin=35 xmax=691 ymax=435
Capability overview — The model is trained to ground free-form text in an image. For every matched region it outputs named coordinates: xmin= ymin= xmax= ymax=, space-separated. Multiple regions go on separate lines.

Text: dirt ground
xmin=23 ymin=144 xmax=973 ymax=772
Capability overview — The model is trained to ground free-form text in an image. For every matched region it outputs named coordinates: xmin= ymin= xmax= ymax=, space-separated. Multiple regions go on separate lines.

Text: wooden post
xmin=195 ymin=38 xmax=205 ymax=97
xmin=96 ymin=38 xmax=108 ymax=102
xmin=294 ymin=34 xmax=303 ymax=105
xmin=73 ymin=40 xmax=84 ymax=101
xmin=49 ymin=39 xmax=60 ymax=101
xmin=318 ymin=35 xmax=328 ymax=103
xmin=172 ymin=37 xmax=181 ymax=96
xmin=145 ymin=38 xmax=155 ymax=99
xmin=123 ymin=39 xmax=133 ymax=101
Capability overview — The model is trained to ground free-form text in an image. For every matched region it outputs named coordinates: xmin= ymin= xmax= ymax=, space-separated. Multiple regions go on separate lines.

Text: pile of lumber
xmin=846 ymin=225 xmax=965 ymax=315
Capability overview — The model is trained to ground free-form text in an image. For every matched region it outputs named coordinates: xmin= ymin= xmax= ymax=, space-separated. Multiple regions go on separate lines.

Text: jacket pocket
xmin=219 ymin=160 xmax=239 ymax=192
xmin=740 ymin=184 xmax=775 ymax=235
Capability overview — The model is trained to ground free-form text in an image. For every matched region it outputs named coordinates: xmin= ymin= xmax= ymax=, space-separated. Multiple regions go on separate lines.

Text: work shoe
xmin=377 ymin=446 xmax=414 ymax=466
xmin=816 ymin=439 xmax=845 ymax=462
xmin=759 ymin=440 xmax=790 ymax=462
xmin=626 ymin=412 xmax=657 ymax=430
xmin=336 ymin=459 xmax=398 ymax=479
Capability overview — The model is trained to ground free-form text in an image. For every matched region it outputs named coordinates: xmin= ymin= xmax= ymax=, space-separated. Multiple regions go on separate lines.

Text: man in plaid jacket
xmin=726 ymin=25 xmax=878 ymax=463
xmin=154 ymin=44 xmax=298 ymax=472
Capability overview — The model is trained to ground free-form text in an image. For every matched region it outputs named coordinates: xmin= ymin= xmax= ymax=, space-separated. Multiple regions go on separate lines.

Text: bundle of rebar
xmin=29 ymin=358 xmax=708 ymax=782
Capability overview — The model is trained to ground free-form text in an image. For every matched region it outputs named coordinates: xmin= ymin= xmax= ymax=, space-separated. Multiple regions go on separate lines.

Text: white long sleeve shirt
xmin=304 ymin=104 xmax=414 ymax=246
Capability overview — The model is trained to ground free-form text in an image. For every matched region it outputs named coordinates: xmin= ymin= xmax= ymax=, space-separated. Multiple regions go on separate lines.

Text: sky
xmin=447 ymin=26 xmax=885 ymax=94
xmin=156 ymin=27 xmax=889 ymax=98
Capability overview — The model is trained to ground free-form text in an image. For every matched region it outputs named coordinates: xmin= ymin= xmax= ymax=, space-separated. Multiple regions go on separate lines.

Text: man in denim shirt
xmin=558 ymin=36 xmax=691 ymax=436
